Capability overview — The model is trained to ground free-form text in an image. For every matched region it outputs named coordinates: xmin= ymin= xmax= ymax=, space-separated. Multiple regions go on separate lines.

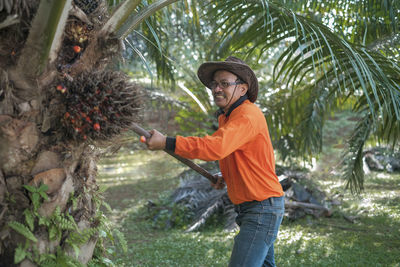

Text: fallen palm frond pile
xmin=147 ymin=163 xmax=341 ymax=232
xmin=363 ymin=147 xmax=400 ymax=173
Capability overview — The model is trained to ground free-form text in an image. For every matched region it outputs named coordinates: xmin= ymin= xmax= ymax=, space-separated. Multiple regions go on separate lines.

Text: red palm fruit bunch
xmin=58 ymin=20 xmax=91 ymax=66
xmin=59 ymin=70 xmax=142 ymax=141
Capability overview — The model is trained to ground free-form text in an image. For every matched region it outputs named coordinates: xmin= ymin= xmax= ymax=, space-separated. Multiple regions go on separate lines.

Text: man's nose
xmin=213 ymin=85 xmax=223 ymax=92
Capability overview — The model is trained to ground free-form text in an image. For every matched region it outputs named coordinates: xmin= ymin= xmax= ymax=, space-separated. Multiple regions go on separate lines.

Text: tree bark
xmin=0 ymin=1 xmax=138 ymax=265
xmin=0 ymin=107 xmax=100 ymax=265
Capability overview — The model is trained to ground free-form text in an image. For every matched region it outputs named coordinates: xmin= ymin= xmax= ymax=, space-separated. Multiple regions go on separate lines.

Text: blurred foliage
xmin=174 ymin=108 xmax=214 ymax=136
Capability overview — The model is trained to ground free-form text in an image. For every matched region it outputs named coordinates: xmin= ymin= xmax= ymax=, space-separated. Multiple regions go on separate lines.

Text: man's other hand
xmin=211 ymin=173 xmax=225 ymax=190
xmin=146 ymin=129 xmax=166 ymax=150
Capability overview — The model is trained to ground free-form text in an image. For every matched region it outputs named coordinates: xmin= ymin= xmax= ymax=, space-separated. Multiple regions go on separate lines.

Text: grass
xmin=98 ymin=149 xmax=400 ymax=267
xmin=277 ymin=178 xmax=400 ymax=266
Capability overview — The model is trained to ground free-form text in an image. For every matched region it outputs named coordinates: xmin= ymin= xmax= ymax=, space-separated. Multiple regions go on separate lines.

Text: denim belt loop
xmin=269 ymin=197 xmax=274 ymax=206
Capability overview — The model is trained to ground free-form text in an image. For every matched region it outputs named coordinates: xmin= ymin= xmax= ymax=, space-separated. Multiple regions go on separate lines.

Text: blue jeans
xmin=229 ymin=196 xmax=284 ymax=267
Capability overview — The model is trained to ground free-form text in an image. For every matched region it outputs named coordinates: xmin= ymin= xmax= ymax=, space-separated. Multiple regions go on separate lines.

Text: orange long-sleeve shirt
xmin=174 ymin=99 xmax=284 ymax=204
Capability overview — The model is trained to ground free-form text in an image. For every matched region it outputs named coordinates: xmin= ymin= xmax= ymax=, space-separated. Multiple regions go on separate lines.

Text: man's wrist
xmin=165 ymin=137 xmax=176 ymax=152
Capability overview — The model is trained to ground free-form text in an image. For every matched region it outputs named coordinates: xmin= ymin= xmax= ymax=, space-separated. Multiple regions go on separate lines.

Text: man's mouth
xmin=214 ymin=94 xmax=225 ymax=100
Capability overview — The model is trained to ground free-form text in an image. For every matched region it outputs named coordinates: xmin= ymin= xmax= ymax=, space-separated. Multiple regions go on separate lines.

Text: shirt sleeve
xmin=175 ymin=114 xmax=257 ymax=161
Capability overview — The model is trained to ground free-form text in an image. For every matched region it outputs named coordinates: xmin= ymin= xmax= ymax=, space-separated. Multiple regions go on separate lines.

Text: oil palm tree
xmin=0 ymin=0 xmax=178 ymax=265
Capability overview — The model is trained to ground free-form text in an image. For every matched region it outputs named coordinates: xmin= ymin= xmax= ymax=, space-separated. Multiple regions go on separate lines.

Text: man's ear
xmin=239 ymin=84 xmax=249 ymax=96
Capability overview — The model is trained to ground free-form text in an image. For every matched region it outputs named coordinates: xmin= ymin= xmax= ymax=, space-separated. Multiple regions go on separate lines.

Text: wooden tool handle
xmin=131 ymin=123 xmax=218 ymax=184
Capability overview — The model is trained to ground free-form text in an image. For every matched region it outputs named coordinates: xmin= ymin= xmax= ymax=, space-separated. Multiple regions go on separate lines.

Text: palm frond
xmin=210 ymin=1 xmax=400 ymax=116
xmin=124 ymin=36 xmax=155 ymax=81
xmin=121 ymin=1 xmax=217 ymax=109
xmin=169 ymin=166 xmax=233 ymax=232
xmin=341 ymin=113 xmax=373 ymax=193
xmin=115 ymin=0 xmax=179 ymax=39
xmin=101 ymin=0 xmax=141 ymax=35
xmin=14 ymin=0 xmax=72 ymax=84
xmin=185 ymin=194 xmax=225 ymax=232
xmin=280 ymin=0 xmax=399 ymax=45
xmin=205 ymin=0 xmax=400 ymax=192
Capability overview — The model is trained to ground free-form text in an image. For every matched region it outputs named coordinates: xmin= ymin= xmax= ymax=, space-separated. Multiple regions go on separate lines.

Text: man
xmin=145 ymin=56 xmax=284 ymax=267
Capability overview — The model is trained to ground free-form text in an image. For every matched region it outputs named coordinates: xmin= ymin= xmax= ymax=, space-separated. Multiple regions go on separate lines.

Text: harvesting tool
xmin=131 ymin=123 xmax=218 ymax=184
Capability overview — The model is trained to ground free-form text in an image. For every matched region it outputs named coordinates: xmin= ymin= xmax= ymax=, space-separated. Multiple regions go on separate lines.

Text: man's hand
xmin=146 ymin=129 xmax=166 ymax=150
xmin=211 ymin=173 xmax=225 ymax=190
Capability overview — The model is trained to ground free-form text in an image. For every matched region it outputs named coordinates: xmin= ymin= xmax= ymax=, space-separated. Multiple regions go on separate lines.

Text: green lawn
xmin=98 ymin=149 xmax=400 ymax=267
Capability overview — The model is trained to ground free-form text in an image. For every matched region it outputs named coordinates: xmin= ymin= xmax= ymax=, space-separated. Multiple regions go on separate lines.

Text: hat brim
xmin=197 ymin=61 xmax=258 ymax=103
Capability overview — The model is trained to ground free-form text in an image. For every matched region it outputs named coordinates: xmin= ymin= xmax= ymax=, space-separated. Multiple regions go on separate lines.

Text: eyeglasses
xmin=209 ymin=80 xmax=244 ymax=90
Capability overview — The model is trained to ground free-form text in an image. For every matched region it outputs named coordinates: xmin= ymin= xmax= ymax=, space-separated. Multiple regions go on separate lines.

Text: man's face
xmin=212 ymin=70 xmax=248 ymax=112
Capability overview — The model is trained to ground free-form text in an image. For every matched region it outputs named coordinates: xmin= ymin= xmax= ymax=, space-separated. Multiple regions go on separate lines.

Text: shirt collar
xmin=215 ymin=95 xmax=248 ymax=118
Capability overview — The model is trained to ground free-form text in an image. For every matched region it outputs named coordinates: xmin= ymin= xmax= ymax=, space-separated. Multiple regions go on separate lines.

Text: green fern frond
xmin=24 ymin=209 xmax=35 ymax=232
xmin=8 ymin=221 xmax=38 ymax=242
xmin=48 ymin=225 xmax=61 ymax=241
xmin=69 ymin=192 xmax=78 ymax=211
xmin=38 ymin=216 xmax=50 ymax=227
xmin=38 ymin=248 xmax=85 ymax=267
xmin=37 ymin=253 xmax=57 ymax=267
xmin=113 ymin=229 xmax=128 ymax=253
xmin=70 ymin=243 xmax=81 ymax=258
xmin=55 ymin=216 xmax=77 ymax=231
xmin=37 ymin=259 xmax=57 ymax=267
xmin=14 ymin=244 xmax=26 ymax=264
xmin=66 ymin=226 xmax=98 ymax=247
xmin=66 ymin=232 xmax=81 ymax=245
xmin=101 ymin=201 xmax=113 ymax=213
xmin=50 ymin=207 xmax=77 ymax=231
xmin=80 ymin=231 xmax=92 ymax=244
xmin=82 ymin=227 xmax=99 ymax=241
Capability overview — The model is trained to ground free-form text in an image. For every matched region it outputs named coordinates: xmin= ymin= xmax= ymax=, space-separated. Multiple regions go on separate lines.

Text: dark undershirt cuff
xmin=165 ymin=137 xmax=176 ymax=152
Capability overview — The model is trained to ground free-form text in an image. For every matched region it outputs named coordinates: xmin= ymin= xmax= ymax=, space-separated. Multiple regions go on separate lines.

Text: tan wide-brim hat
xmin=197 ymin=56 xmax=259 ymax=103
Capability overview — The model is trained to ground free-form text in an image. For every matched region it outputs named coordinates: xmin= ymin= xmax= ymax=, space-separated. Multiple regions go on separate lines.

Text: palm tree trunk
xmin=0 ymin=1 xmax=140 ymax=265
xmin=0 ymin=72 xmax=100 ymax=265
